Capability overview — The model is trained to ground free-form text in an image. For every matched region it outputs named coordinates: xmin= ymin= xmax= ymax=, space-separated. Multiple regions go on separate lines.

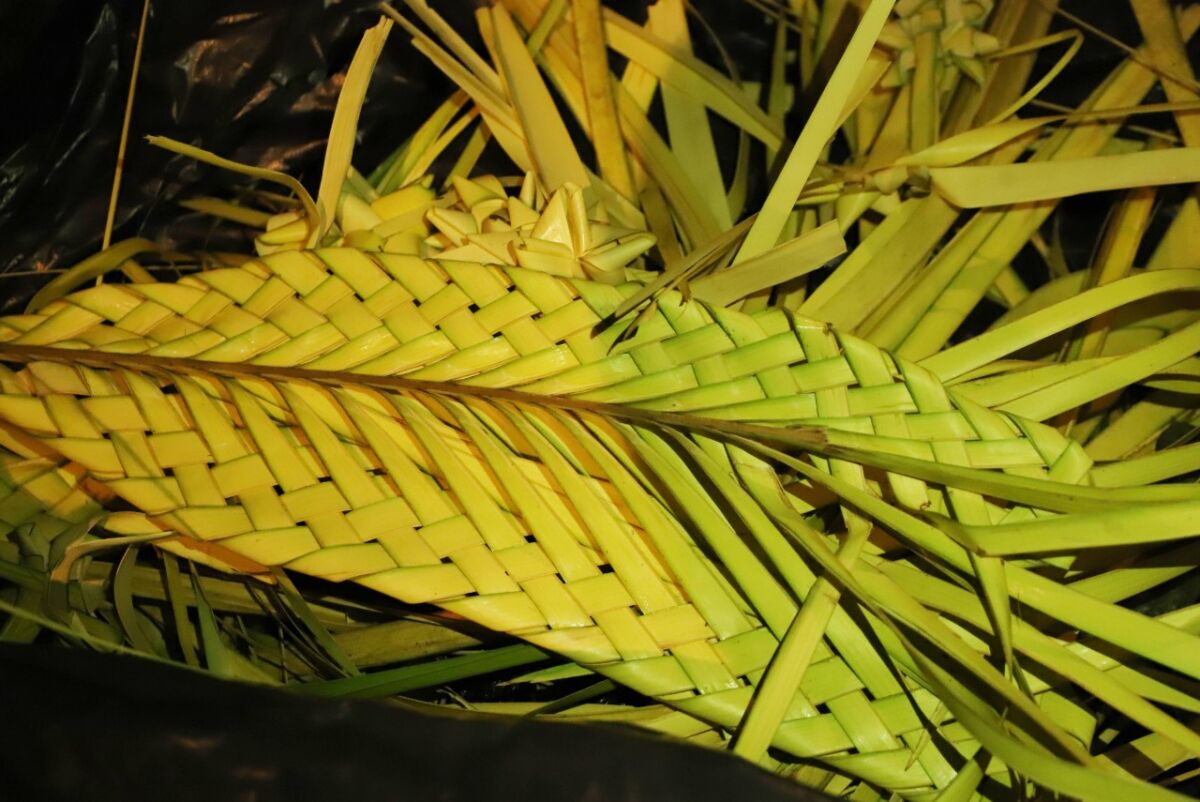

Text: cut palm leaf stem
xmin=0 ymin=341 xmax=824 ymax=450
xmin=1 ymin=341 xmax=1198 ymax=522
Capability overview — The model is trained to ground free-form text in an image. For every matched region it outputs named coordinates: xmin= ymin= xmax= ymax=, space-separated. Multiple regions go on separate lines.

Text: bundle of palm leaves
xmin=1 ymin=0 xmax=1198 ymax=799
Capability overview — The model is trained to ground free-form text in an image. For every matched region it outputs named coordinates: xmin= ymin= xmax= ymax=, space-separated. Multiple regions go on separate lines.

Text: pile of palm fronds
xmin=1 ymin=0 xmax=1199 ymax=799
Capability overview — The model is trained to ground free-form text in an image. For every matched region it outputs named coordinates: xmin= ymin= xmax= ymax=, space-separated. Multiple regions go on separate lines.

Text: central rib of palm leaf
xmin=0 ymin=246 xmax=1083 ymax=458
xmin=0 ymin=246 xmax=1176 ymax=792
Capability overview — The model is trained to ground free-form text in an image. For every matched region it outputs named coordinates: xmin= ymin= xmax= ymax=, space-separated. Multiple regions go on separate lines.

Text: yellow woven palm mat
xmin=0 ymin=249 xmax=1198 ymax=795
xmin=0 ymin=247 xmax=1131 ymax=459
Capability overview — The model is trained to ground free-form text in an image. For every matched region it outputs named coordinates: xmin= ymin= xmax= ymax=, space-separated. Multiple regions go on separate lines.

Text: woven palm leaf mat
xmin=3 ymin=0 xmax=1200 ymax=798
xmin=0 ymin=235 xmax=1197 ymax=797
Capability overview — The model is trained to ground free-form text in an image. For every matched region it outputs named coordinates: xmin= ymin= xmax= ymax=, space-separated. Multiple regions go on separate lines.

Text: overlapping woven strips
xmin=1 ymin=245 xmax=1199 ymax=796
xmin=0 ymin=244 xmax=1110 ymax=482
xmin=0 ymin=452 xmax=99 ymax=554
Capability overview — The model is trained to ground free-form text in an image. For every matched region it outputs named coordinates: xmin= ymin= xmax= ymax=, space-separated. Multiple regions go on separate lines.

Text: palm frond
xmin=2 ymin=0 xmax=1199 ymax=799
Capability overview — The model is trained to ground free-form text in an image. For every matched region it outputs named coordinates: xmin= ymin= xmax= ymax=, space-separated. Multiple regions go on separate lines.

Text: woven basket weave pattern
xmin=0 ymin=245 xmax=1150 ymax=793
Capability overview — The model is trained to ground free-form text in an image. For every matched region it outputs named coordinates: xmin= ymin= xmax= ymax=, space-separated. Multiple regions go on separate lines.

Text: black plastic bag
xmin=0 ymin=0 xmax=472 ymax=310
xmin=0 ymin=644 xmax=828 ymax=802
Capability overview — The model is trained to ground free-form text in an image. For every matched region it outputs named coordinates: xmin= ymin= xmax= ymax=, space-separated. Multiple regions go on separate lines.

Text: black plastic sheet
xmin=0 ymin=644 xmax=829 ymax=802
xmin=0 ymin=0 xmax=475 ymax=310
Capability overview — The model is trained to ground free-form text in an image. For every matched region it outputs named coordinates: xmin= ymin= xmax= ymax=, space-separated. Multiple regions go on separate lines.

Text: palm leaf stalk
xmin=1 ymin=1 xmax=1199 ymax=799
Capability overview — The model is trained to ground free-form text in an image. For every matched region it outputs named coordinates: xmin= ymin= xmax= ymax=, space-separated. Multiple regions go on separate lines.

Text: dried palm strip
xmin=26 ymin=238 xmax=159 ymax=314
xmin=492 ymin=6 xmax=591 ymax=192
xmin=573 ymin=0 xmax=635 ymax=200
xmin=690 ymin=222 xmax=846 ymax=307
xmin=598 ymin=6 xmax=783 ymax=150
xmin=396 ymin=3 xmax=644 ymax=232
xmin=1064 ymin=186 xmax=1156 ymax=365
xmin=396 ymin=110 xmax=480 ymax=190
xmin=375 ymin=91 xmax=470 ymax=193
xmin=179 ymin=198 xmax=274 ymax=229
xmin=980 ymin=29 xmax=1083 ymax=125
xmin=646 ymin=0 xmax=730 ymax=230
xmin=1148 ymin=192 xmax=1200 ymax=270
xmin=930 ymin=147 xmax=1200 ymax=208
xmin=390 ymin=0 xmax=503 ymax=94
xmin=493 ymin=0 xmax=778 ymax=167
xmin=147 ymin=136 xmax=321 ymax=248
xmin=392 ymin=12 xmax=534 ymax=176
xmin=800 ymin=196 xmax=959 ymax=331
xmin=7 ymin=248 xmax=1194 ymax=497
xmin=961 ymin=0 xmax=1057 ymax=130
xmin=316 ymin=18 xmax=392 ymax=235
xmin=924 ymin=269 xmax=1200 ymax=381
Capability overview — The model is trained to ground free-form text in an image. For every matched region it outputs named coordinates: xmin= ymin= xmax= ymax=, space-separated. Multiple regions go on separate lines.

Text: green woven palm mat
xmin=0 ymin=245 xmax=1198 ymax=798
